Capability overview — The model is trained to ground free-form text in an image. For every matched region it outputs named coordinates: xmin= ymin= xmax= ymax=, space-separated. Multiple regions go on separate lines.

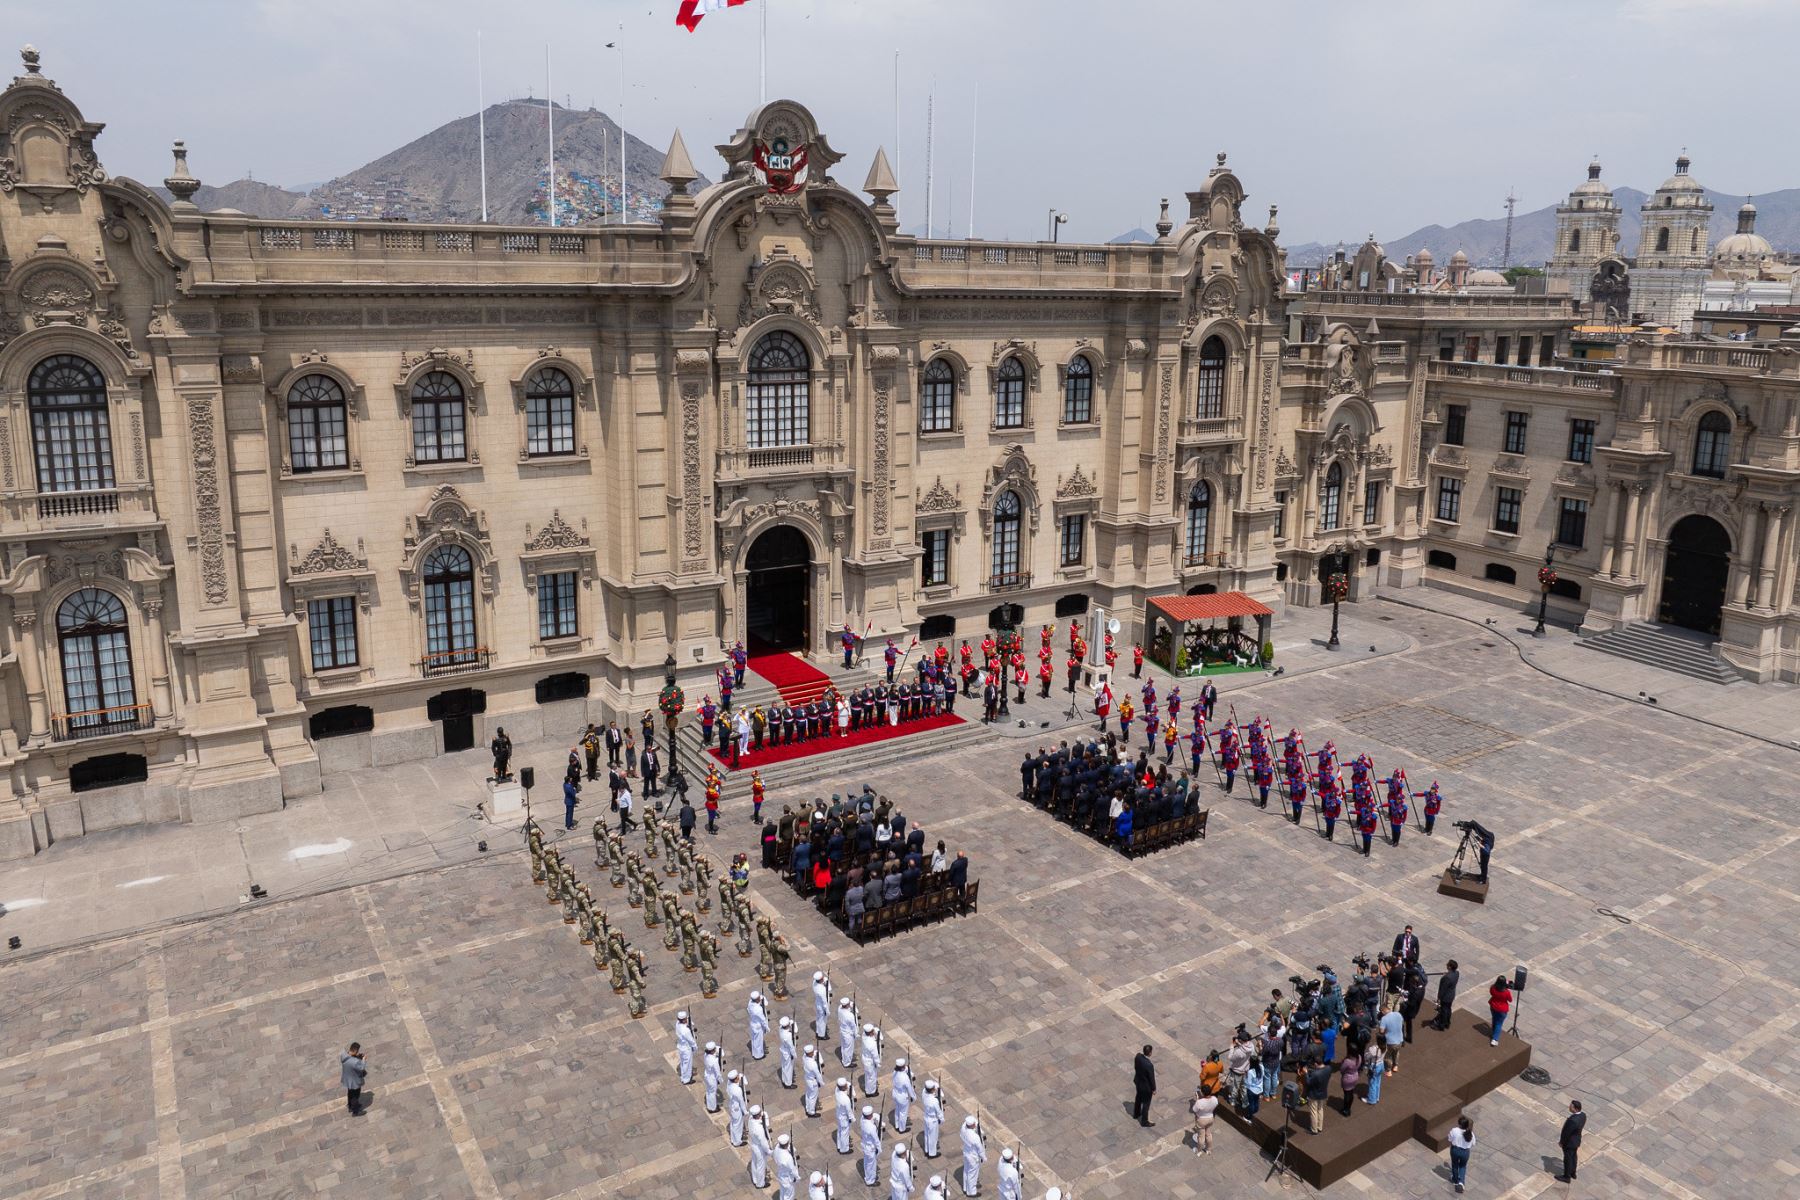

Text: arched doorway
xmin=1659 ymin=515 xmax=1730 ymax=635
xmin=745 ymin=525 xmax=811 ymax=651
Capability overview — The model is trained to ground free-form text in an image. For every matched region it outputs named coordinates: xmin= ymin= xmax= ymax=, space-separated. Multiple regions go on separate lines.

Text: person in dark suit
xmin=1391 ymin=925 xmax=1421 ymax=965
xmin=1131 ymin=1045 xmax=1157 ymax=1126
xmin=1557 ymin=1100 xmax=1585 ymax=1181
xmin=947 ymin=851 xmax=969 ymax=896
xmin=1432 ymin=960 xmax=1460 ymax=1031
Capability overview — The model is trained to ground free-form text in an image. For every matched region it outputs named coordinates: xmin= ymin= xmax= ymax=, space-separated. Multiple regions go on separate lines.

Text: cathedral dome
xmin=1466 ymin=268 xmax=1511 ymax=288
xmin=1653 ymin=154 xmax=1706 ymax=198
xmin=1572 ymin=159 xmax=1612 ymax=200
xmin=1449 ymin=249 xmax=1469 ymax=266
xmin=1714 ymin=202 xmax=1773 ymax=261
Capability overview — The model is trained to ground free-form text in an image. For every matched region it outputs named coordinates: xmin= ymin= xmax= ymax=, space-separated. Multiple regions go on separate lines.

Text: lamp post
xmin=1533 ymin=544 xmax=1556 ymax=638
xmin=1324 ymin=548 xmax=1349 ymax=651
xmin=1047 ymin=210 xmax=1067 ymax=242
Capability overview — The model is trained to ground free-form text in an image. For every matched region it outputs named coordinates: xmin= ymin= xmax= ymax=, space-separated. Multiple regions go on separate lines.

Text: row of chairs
xmin=1124 ymin=810 xmax=1209 ymax=857
xmin=848 ymin=881 xmax=978 ymax=944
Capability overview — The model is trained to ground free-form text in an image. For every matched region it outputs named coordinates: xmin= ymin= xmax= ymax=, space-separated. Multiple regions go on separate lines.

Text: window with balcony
xmin=919 ymin=358 xmax=956 ymax=434
xmin=745 ymin=331 xmax=811 ymax=449
xmin=1062 ymin=354 xmax=1094 ymax=424
xmin=29 ymin=355 xmax=114 ymax=493
xmin=1503 ymin=410 xmax=1529 ymax=455
xmin=1444 ymin=405 xmax=1467 ymax=446
xmin=287 ymin=374 xmax=349 ymax=473
xmin=1494 ymin=486 xmax=1522 ymax=534
xmin=994 ymin=356 xmax=1026 ymax=429
xmin=1556 ymin=498 xmax=1588 ymax=548
xmin=1195 ymin=337 xmax=1227 ymax=419
xmin=1692 ymin=411 xmax=1730 ymax=478
xmin=524 ymin=366 xmax=576 ymax=457
xmin=1320 ymin=462 xmax=1344 ymax=531
xmin=56 ymin=587 xmax=138 ymax=737
xmin=423 ymin=544 xmax=479 ymax=667
xmin=991 ymin=489 xmax=1023 ymax=584
xmin=921 ymin=529 xmax=950 ymax=587
xmin=537 ymin=569 xmax=578 ymax=640
xmin=411 ymin=371 xmax=468 ymax=463
xmin=1567 ymin=418 xmax=1595 ymax=464
xmin=1436 ymin=476 xmax=1463 ymax=523
xmin=307 ymin=596 xmax=359 ymax=671
xmin=1185 ymin=481 xmax=1212 ymax=562
xmin=1060 ymin=513 xmax=1087 ymax=567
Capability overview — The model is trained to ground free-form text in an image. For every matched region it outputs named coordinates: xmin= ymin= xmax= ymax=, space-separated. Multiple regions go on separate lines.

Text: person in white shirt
xmin=673 ymin=1012 xmax=697 ymax=1084
xmin=1189 ymin=1085 xmax=1218 ymax=1154
xmin=1447 ymin=1115 xmax=1475 ymax=1193
xmin=958 ymin=1116 xmax=987 ymax=1198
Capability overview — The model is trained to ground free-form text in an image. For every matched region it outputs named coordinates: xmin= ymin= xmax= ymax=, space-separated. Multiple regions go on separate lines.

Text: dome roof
xmin=1466 ymin=268 xmax=1511 ymax=287
xmin=1655 ymin=153 xmax=1705 ymax=195
xmin=1414 ymin=247 xmax=1435 ymax=265
xmin=1572 ymin=158 xmax=1611 ymax=198
xmin=1449 ymin=249 xmax=1469 ymax=265
xmin=1714 ymin=232 xmax=1773 ymax=259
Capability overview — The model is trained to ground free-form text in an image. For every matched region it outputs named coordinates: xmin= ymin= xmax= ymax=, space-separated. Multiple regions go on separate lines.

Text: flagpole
xmin=892 ymin=49 xmax=900 ymax=181
xmin=760 ymin=0 xmax=768 ymax=105
xmin=924 ymin=80 xmax=935 ymax=239
xmin=477 ymin=31 xmax=488 ymax=222
xmin=546 ymin=45 xmax=556 ymax=228
xmin=618 ymin=22 xmax=627 ymax=223
xmin=968 ymin=82 xmax=977 ymax=240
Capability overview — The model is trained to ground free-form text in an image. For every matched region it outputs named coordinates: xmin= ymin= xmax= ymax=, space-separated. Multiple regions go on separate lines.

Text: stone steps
xmin=668 ymin=714 xmax=987 ymax=795
xmin=1578 ymin=623 xmax=1744 ymax=685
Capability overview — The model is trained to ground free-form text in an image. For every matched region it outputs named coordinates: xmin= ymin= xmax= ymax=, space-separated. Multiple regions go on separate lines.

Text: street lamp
xmin=1324 ymin=548 xmax=1349 ymax=651
xmin=1533 ymin=544 xmax=1557 ymax=638
xmin=1047 ymin=210 xmax=1068 ymax=242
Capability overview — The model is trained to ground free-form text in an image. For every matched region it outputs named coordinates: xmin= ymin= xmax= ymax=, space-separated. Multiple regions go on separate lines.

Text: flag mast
xmin=760 ymin=0 xmax=768 ymax=105
xmin=546 ymin=46 xmax=557 ymax=227
xmin=968 ymin=83 xmax=977 ymax=239
xmin=924 ymin=81 xmax=935 ymax=239
xmin=477 ymin=32 xmax=489 ymax=222
xmin=618 ymin=23 xmax=627 ymax=223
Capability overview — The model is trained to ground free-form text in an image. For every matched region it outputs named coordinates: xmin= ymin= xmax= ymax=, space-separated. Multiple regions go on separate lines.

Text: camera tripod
xmin=1447 ymin=826 xmax=1477 ymax=881
xmin=1266 ymin=1098 xmax=1298 ymax=1183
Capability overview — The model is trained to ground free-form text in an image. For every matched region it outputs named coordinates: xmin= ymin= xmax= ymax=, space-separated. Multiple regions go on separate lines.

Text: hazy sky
xmin=7 ymin=0 xmax=1795 ymax=244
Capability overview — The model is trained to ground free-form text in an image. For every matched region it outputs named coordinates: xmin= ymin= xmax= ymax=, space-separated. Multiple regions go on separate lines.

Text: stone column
xmin=1618 ymin=484 xmax=1644 ymax=580
xmin=13 ymin=611 xmax=49 ymax=742
xmin=1755 ymin=503 xmax=1787 ymax=610
xmin=143 ymin=598 xmax=173 ymax=720
xmin=1597 ymin=482 xmax=1622 ymax=577
xmin=1729 ymin=505 xmax=1758 ymax=609
xmin=733 ymin=568 xmax=748 ymax=647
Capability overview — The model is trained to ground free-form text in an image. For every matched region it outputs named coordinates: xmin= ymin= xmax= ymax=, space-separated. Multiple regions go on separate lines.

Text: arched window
xmin=994 ymin=357 xmax=1026 ymax=429
xmin=1693 ymin=411 xmax=1730 ymax=478
xmin=1321 ymin=462 xmax=1344 ymax=531
xmin=29 ymin=355 xmax=114 ymax=493
xmin=411 ymin=371 xmax=467 ymax=463
xmin=423 ymin=545 xmax=478 ymax=667
xmin=287 ymin=374 xmax=348 ymax=473
xmin=1195 ymin=337 xmax=1227 ymax=419
xmin=1655 ymin=227 xmax=1670 ymax=253
xmin=57 ymin=587 xmax=136 ymax=734
xmin=524 ymin=366 xmax=576 ymax=457
xmin=1185 ymin=481 xmax=1212 ymax=564
xmin=746 ymin=331 xmax=810 ymax=449
xmin=920 ymin=358 xmax=955 ymax=434
xmin=1568 ymin=229 xmax=1581 ymax=253
xmin=1062 ymin=355 xmax=1094 ymax=424
xmin=991 ymin=489 xmax=1023 ymax=585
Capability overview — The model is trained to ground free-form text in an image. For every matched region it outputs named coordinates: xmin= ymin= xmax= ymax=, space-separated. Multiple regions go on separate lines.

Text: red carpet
xmin=707 ymin=711 xmax=964 ymax=771
xmin=746 ymin=650 xmax=836 ymax=705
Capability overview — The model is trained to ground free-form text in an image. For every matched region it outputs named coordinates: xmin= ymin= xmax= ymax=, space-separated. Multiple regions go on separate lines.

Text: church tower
xmin=1545 ymin=159 xmax=1619 ymax=305
xmin=1632 ymin=153 xmax=1713 ymax=329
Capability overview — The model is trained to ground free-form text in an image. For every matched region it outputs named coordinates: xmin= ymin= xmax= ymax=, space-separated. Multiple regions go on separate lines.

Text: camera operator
xmin=1382 ymin=955 xmax=1406 ymax=1015
xmin=1316 ymin=970 xmax=1346 ymax=1065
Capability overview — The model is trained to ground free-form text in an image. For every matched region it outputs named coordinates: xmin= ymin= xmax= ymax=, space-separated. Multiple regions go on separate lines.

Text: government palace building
xmin=1 ymin=48 xmax=1796 ymax=857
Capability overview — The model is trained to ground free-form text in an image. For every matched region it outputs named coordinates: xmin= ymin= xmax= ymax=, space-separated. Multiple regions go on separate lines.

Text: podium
xmin=483 ymin=778 xmax=525 ymax=822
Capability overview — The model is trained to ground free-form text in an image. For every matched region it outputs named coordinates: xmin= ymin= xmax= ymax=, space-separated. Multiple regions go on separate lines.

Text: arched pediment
xmin=0 ymin=50 xmax=108 ymax=211
xmin=270 ymin=352 xmax=363 ymax=417
xmin=987 ymin=340 xmax=1042 ymax=394
xmin=979 ymin=444 xmax=1042 ymax=534
xmin=392 ymin=347 xmax=483 ymax=415
xmin=509 ymin=349 xmax=597 ymax=412
xmin=0 ymin=321 xmax=149 ymax=390
xmin=400 ymin=485 xmax=496 ymax=606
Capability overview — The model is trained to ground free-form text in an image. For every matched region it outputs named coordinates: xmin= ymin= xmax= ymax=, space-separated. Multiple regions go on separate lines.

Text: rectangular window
xmin=1494 ymin=486 xmax=1522 ymax=534
xmin=746 ymin=379 xmax=810 ymax=449
xmin=1444 ymin=405 xmax=1467 ymax=446
xmin=1517 ymin=336 xmax=1533 ymax=366
xmin=1539 ymin=338 xmax=1555 ymax=366
xmin=307 ymin=596 xmax=359 ymax=671
xmin=1567 ymin=418 xmax=1595 ymax=464
xmin=1437 ymin=339 xmax=1455 ymax=362
xmin=1194 ymin=359 xmax=1226 ymax=420
xmin=412 ymin=399 xmax=467 ymax=463
xmin=920 ymin=529 xmax=949 ymax=587
xmin=1557 ymin=497 xmax=1589 ymax=549
xmin=1436 ymin=476 xmax=1463 ymax=523
xmin=1274 ymin=491 xmax=1287 ymax=539
xmin=526 ymin=394 xmax=576 ymax=457
xmin=1463 ymin=335 xmax=1481 ymax=362
xmin=1060 ymin=515 xmax=1087 ymax=567
xmin=1495 ymin=336 xmax=1510 ymax=365
xmin=32 ymin=403 xmax=116 ymax=493
xmin=1503 ymin=410 xmax=1529 ymax=455
xmin=537 ymin=570 xmax=579 ymax=640
xmin=289 ymin=403 xmax=348 ymax=473
xmin=1362 ymin=480 xmax=1383 ymax=525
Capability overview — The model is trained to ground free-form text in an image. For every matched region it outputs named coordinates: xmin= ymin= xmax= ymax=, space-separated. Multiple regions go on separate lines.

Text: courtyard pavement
xmin=2 ymin=593 xmax=1796 ymax=1199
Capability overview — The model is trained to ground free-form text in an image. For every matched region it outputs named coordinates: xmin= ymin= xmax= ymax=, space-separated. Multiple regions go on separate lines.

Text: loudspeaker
xmin=1280 ymin=1081 xmax=1301 ymax=1110
xmin=1513 ymin=965 xmax=1528 ymax=993
xmin=520 ymin=766 xmax=536 ymax=791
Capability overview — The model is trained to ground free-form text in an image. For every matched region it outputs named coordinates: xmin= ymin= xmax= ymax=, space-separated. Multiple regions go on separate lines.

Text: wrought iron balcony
xmin=985 ymin=571 xmax=1033 ymax=592
xmin=417 ymin=647 xmax=493 ymax=678
xmin=51 ymin=703 xmax=154 ymax=742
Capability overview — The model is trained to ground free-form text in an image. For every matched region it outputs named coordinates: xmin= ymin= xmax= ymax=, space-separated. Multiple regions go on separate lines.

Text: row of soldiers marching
xmin=676 ymin=966 xmax=1040 ymax=1200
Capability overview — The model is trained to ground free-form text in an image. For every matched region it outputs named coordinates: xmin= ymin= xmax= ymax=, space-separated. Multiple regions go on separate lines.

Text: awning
xmin=1147 ymin=591 xmax=1274 ymax=622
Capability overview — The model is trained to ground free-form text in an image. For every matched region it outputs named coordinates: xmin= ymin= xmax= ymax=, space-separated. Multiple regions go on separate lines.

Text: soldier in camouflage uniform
xmin=718 ymin=872 xmax=738 ymax=936
xmin=771 ymin=931 xmax=793 ymax=1000
xmin=576 ymin=884 xmax=597 ymax=944
xmin=543 ymin=848 xmax=564 ymax=905
xmin=677 ymin=842 xmax=697 ymax=895
xmin=643 ymin=805 xmax=661 ymax=859
xmin=735 ymin=894 xmax=756 ymax=958
xmin=528 ymin=820 xmax=547 ymax=884
xmin=559 ymin=867 xmax=579 ymax=925
xmin=694 ymin=854 xmax=714 ymax=913
xmin=625 ymin=948 xmax=649 ymax=1018
xmin=756 ymin=913 xmax=777 ymax=980
xmin=607 ymin=929 xmax=629 ymax=993
xmin=592 ymin=817 xmax=609 ymax=869
xmin=679 ymin=909 xmax=701 ymax=971
xmin=699 ymin=929 xmax=721 ymax=998
xmin=661 ymin=822 xmax=680 ymax=876
xmin=607 ymin=830 xmax=626 ymax=888
xmin=642 ymin=870 xmax=664 ymax=928
xmin=661 ymin=892 xmax=681 ymax=950
xmin=625 ymin=852 xmax=645 ymax=908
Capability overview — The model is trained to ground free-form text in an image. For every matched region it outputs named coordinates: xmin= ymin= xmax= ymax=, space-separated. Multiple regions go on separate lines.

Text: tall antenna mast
xmin=924 ymin=82 xmax=935 ymax=238
xmin=546 ymin=47 xmax=557 ymax=227
xmin=618 ymin=23 xmax=627 ymax=223
xmin=968 ymin=83 xmax=978 ymax=239
xmin=477 ymin=32 xmax=489 ymax=222
xmin=759 ymin=0 xmax=768 ymax=104
xmin=1501 ymin=187 xmax=1518 ymax=267
xmin=892 ymin=50 xmax=900 ymax=182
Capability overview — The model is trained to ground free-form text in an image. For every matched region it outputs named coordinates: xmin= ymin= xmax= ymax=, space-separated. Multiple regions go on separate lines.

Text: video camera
xmin=1288 ymin=973 xmax=1322 ymax=999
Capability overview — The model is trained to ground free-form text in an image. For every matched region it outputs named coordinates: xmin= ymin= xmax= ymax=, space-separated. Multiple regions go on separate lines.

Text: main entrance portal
xmin=745 ymin=525 xmax=811 ymax=651
xmin=1658 ymin=514 xmax=1730 ymax=635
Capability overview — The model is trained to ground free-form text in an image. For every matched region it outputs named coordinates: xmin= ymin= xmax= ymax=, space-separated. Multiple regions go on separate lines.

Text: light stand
xmin=1533 ymin=544 xmax=1555 ymax=638
xmin=1266 ymin=1091 xmax=1298 ymax=1182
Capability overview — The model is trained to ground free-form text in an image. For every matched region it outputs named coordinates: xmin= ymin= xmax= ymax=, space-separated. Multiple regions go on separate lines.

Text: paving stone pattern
xmin=2 ymin=599 xmax=1797 ymax=1199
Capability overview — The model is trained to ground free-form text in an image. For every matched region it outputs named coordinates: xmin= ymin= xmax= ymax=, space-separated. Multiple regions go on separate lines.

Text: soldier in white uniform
xmin=860 ymin=1104 xmax=884 ymax=1186
xmin=778 ymin=1016 xmax=798 ymax=1088
xmin=727 ymin=1069 xmax=748 ymax=1146
xmin=802 ymin=1045 xmax=824 ymax=1116
xmin=1042 ymin=1189 xmax=1062 ymax=1200
xmin=674 ymin=1012 xmax=697 ymax=1084
xmin=837 ymin=996 xmax=859 ymax=1068
xmin=703 ymin=1041 xmax=723 ymax=1112
xmin=889 ymin=1143 xmax=915 ymax=1200
xmin=921 ymin=1079 xmax=944 ymax=1158
xmin=860 ymin=1023 xmax=885 ymax=1097
xmin=958 ymin=1115 xmax=987 ymax=1198
xmin=808 ymin=1171 xmax=834 ymax=1200
xmin=774 ymin=1133 xmax=800 ymax=1200
xmin=996 ymin=1147 xmax=1022 ymax=1200
xmin=923 ymin=1175 xmax=948 ymax=1200
xmin=748 ymin=1103 xmax=772 ymax=1188
xmin=834 ymin=1078 xmax=855 ymax=1154
xmin=813 ymin=970 xmax=834 ymax=1039
xmin=891 ymin=1058 xmax=916 ymax=1132
xmin=748 ymin=989 xmax=771 ymax=1061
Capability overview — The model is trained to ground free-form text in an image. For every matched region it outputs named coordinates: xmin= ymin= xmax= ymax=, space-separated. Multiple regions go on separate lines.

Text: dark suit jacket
xmin=1133 ymin=1052 xmax=1156 ymax=1095
xmin=1559 ymin=1112 xmax=1586 ymax=1149
xmin=1436 ymin=969 xmax=1459 ymax=1007
xmin=1391 ymin=932 xmax=1421 ymax=962
xmin=948 ymin=857 xmax=968 ymax=889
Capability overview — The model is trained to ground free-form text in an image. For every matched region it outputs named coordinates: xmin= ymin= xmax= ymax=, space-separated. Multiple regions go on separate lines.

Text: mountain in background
xmin=1109 ymin=228 xmax=1155 ymax=244
xmin=158 ymin=101 xmax=707 ymax=225
xmin=1280 ymin=186 xmax=1800 ymax=268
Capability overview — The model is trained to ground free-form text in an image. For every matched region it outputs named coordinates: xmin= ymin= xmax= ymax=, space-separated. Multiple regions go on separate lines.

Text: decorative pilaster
xmin=1619 ymin=484 xmax=1644 ymax=579
xmin=142 ymin=598 xmax=173 ymax=719
xmin=12 ymin=611 xmax=47 ymax=742
xmin=1729 ymin=504 xmax=1757 ymax=608
xmin=1756 ymin=503 xmax=1787 ymax=610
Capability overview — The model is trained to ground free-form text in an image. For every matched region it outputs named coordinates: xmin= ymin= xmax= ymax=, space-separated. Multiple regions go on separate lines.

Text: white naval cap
xmin=840 ymin=997 xmax=853 ymax=1008
xmin=963 ymin=1116 xmax=978 ymax=1127
xmin=862 ymin=1104 xmax=874 ymax=1117
xmin=727 ymin=1069 xmax=740 ymax=1081
xmin=836 ymin=1078 xmax=851 ymax=1089
xmin=780 ymin=1015 xmax=793 ymax=1027
xmin=751 ymin=989 xmax=763 ymax=1002
xmin=929 ymin=1177 xmax=944 ymax=1188
xmin=924 ymin=1079 xmax=938 ymax=1091
xmin=704 ymin=1041 xmax=718 ymax=1052
xmin=810 ymin=1173 xmax=824 ymax=1185
xmin=804 ymin=1044 xmax=818 ymax=1057
xmin=676 ymin=1010 xmax=689 ymax=1022
xmin=1001 ymin=1148 xmax=1015 ymax=1161
xmin=777 ymin=1134 xmax=790 ymax=1147
xmin=863 ymin=1023 xmax=875 ymax=1034
xmin=1045 ymin=1190 xmax=1063 ymax=1200
xmin=749 ymin=1103 xmax=763 ymax=1116
xmin=895 ymin=1057 xmax=907 ymax=1069
xmin=814 ymin=970 xmax=825 ymax=982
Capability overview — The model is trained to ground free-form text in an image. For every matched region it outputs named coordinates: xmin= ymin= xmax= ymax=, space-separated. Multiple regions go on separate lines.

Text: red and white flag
xmin=677 ymin=0 xmax=756 ymax=31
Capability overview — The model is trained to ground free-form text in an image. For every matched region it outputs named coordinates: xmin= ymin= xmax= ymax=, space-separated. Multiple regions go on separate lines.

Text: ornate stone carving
xmin=219 ymin=310 xmax=256 ymax=331
xmin=45 ymin=548 xmax=126 ymax=584
xmin=1195 ymin=274 xmax=1238 ymax=320
xmin=681 ymin=386 xmax=705 ymax=568
xmin=1275 ymin=447 xmax=1298 ymax=479
xmin=1256 ymin=361 xmax=1274 ymax=489
xmin=675 ymin=348 xmax=712 ymax=375
xmin=129 ymin=412 xmax=145 ymax=480
xmin=523 ymin=510 xmax=591 ymax=552
xmin=917 ymin=476 xmax=962 ymax=514
xmin=871 ymin=369 xmax=892 ymax=542
xmin=221 ymin=355 xmax=262 ymax=384
xmin=187 ymin=398 xmax=229 ymax=605
xmin=398 ymin=346 xmax=477 ymax=376
xmin=289 ymin=529 xmax=368 ymax=575
xmin=1057 ymin=463 xmax=1098 ymax=499
xmin=1154 ymin=364 xmax=1174 ymax=502
xmin=869 ymin=344 xmax=902 ymax=369
xmin=1490 ymin=455 xmax=1531 ymax=480
xmin=0 ymin=410 xmax=12 ymax=489
xmin=1432 ymin=444 xmax=1467 ymax=468
xmin=1554 ymin=462 xmax=1594 ymax=488
xmin=1665 ymin=475 xmax=1736 ymax=522
xmin=1367 ymin=443 xmax=1392 ymax=468
xmin=980 ymin=444 xmax=1042 ymax=534
xmin=402 ymin=485 xmax=497 ymax=604
xmin=738 ymin=252 xmax=820 ymax=328
xmin=1126 ymin=338 xmax=1149 ymax=359
xmin=21 ymin=268 xmax=93 ymax=324
xmin=95 ymin=308 xmax=136 ymax=359
xmin=744 ymin=498 xmax=822 ymax=527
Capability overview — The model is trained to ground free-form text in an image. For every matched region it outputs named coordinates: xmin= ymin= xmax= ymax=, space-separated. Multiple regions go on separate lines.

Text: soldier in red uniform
xmin=1385 ymin=772 xmax=1409 ymax=846
xmin=1356 ymin=797 xmax=1378 ymax=856
xmin=1218 ymin=722 xmax=1241 ymax=792
xmin=1421 ymin=781 xmax=1443 ymax=836
xmin=1284 ymin=745 xmax=1309 ymax=824
xmin=1038 ymin=658 xmax=1053 ymax=698
xmin=1132 ymin=643 xmax=1144 ymax=678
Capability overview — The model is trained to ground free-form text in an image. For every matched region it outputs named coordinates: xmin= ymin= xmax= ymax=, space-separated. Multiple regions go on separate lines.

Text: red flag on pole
xmin=677 ymin=0 xmax=756 ymax=32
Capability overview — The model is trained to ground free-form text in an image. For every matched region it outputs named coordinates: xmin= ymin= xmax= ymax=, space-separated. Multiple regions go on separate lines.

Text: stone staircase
xmin=1578 ymin=622 xmax=1744 ymax=685
xmin=662 ymin=658 xmax=990 ymax=795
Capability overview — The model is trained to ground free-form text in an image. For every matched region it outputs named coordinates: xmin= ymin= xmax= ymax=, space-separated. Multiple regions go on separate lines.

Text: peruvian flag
xmin=677 ymin=0 xmax=756 ymax=31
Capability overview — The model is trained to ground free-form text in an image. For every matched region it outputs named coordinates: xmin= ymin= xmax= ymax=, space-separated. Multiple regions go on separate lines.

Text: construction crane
xmin=1501 ymin=188 xmax=1518 ymax=268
